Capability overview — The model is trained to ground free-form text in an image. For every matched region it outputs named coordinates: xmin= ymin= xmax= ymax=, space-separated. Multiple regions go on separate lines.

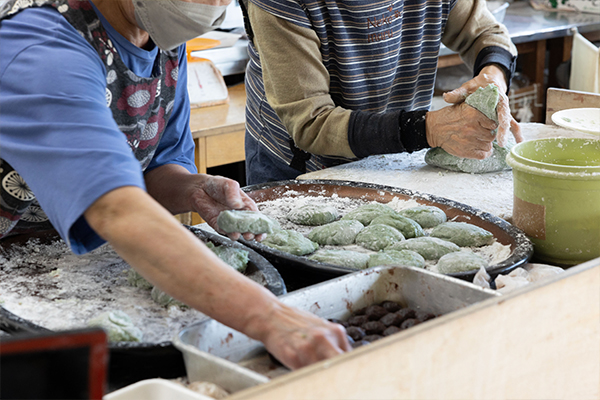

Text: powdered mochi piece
xmin=308 ymin=249 xmax=370 ymax=269
xmin=87 ymin=310 xmax=143 ymax=342
xmin=151 ymin=286 xmax=187 ymax=308
xmin=397 ymin=206 xmax=447 ymax=228
xmin=217 ymin=210 xmax=279 ymax=234
xmin=465 ymin=83 xmax=500 ymax=123
xmin=211 ymin=245 xmax=249 ymax=273
xmin=370 ymin=214 xmax=424 ymax=238
xmin=307 ymin=220 xmax=364 ymax=245
xmin=261 ymin=229 xmax=319 ymax=256
xmin=367 ymin=250 xmax=425 ymax=268
xmin=286 ymin=204 xmax=339 ymax=226
xmin=127 ymin=269 xmax=153 ymax=290
xmin=355 ymin=224 xmax=405 ymax=251
xmin=436 ymin=251 xmax=488 ymax=274
xmin=387 ymin=237 xmax=460 ymax=260
xmin=430 ymin=222 xmax=494 ymax=247
xmin=341 ymin=203 xmax=397 ymax=225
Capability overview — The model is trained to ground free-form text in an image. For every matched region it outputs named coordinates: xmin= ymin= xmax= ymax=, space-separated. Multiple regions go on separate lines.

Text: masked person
xmin=0 ymin=0 xmax=350 ymax=369
xmin=240 ymin=0 xmax=523 ymax=184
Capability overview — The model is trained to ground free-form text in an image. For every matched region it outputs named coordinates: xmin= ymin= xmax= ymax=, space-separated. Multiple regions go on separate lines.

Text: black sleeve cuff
xmin=473 ymin=46 xmax=517 ymax=93
xmin=348 ymin=110 xmax=429 ymax=158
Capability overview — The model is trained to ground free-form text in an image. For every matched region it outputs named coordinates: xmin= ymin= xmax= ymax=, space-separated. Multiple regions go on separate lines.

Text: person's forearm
xmin=83 ymin=186 xmax=279 ymax=341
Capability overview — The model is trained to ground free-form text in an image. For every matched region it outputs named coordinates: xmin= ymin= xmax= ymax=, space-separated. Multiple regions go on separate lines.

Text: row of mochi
xmin=216 ymin=202 xmax=496 ymax=274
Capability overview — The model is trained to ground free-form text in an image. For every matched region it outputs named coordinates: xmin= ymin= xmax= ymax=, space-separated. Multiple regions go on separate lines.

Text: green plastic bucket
xmin=506 ymin=138 xmax=600 ymax=265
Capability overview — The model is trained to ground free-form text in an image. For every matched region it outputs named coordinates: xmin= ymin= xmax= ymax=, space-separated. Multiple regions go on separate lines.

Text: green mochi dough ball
xmin=217 ymin=210 xmax=279 ymax=235
xmin=127 ymin=269 xmax=153 ymax=290
xmin=211 ymin=245 xmax=249 ymax=273
xmin=465 ymin=84 xmax=500 ymax=123
xmin=307 ymin=220 xmax=364 ymax=245
xmin=286 ymin=204 xmax=339 ymax=226
xmin=387 ymin=237 xmax=461 ymax=260
xmin=367 ymin=250 xmax=425 ymax=268
xmin=340 ymin=203 xmax=396 ymax=225
xmin=436 ymin=251 xmax=488 ymax=274
xmin=370 ymin=214 xmax=424 ymax=238
xmin=308 ymin=249 xmax=370 ymax=269
xmin=261 ymin=229 xmax=319 ymax=256
xmin=87 ymin=310 xmax=143 ymax=342
xmin=430 ymin=222 xmax=495 ymax=247
xmin=355 ymin=224 xmax=405 ymax=251
xmin=151 ymin=286 xmax=187 ymax=309
xmin=397 ymin=206 xmax=447 ymax=229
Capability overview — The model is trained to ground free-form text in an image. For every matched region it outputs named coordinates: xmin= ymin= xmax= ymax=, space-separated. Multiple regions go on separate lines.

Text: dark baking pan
xmin=239 ymin=179 xmax=533 ymax=287
xmin=0 ymin=225 xmax=285 ymax=390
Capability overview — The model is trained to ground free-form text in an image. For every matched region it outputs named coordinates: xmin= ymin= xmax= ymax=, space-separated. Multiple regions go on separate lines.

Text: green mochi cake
xmin=286 ymin=204 xmax=339 ymax=226
xmin=340 ymin=202 xmax=397 ymax=225
xmin=430 ymin=222 xmax=494 ymax=247
xmin=87 ymin=310 xmax=143 ymax=342
xmin=261 ymin=229 xmax=319 ymax=256
xmin=355 ymin=224 xmax=405 ymax=251
xmin=307 ymin=219 xmax=364 ymax=245
xmin=369 ymin=213 xmax=425 ymax=238
xmin=367 ymin=249 xmax=425 ymax=268
xmin=308 ymin=249 xmax=370 ymax=269
xmin=436 ymin=251 xmax=488 ymax=274
xmin=217 ymin=210 xmax=279 ymax=234
xmin=387 ymin=236 xmax=460 ymax=260
xmin=397 ymin=205 xmax=447 ymax=229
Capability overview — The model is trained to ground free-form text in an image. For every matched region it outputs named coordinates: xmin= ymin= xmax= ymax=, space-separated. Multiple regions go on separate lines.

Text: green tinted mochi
xmin=430 ymin=222 xmax=494 ymax=247
xmin=286 ymin=204 xmax=339 ymax=226
xmin=217 ymin=210 xmax=279 ymax=234
xmin=308 ymin=249 xmax=370 ymax=269
xmin=261 ymin=229 xmax=319 ymax=256
xmin=436 ymin=251 xmax=488 ymax=274
xmin=340 ymin=203 xmax=397 ymax=225
xmin=355 ymin=224 xmax=405 ymax=251
xmin=370 ymin=214 xmax=424 ymax=238
xmin=387 ymin=237 xmax=460 ymax=260
xmin=307 ymin=220 xmax=364 ymax=245
xmin=367 ymin=250 xmax=425 ymax=268
xmin=397 ymin=206 xmax=447 ymax=229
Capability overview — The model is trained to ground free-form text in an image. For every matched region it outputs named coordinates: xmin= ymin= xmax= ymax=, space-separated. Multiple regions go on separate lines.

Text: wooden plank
xmin=230 ymin=259 xmax=600 ymax=400
xmin=205 ymin=130 xmax=246 ymax=168
xmin=546 ymin=88 xmax=600 ymax=124
xmin=189 ymin=84 xmax=246 ymax=140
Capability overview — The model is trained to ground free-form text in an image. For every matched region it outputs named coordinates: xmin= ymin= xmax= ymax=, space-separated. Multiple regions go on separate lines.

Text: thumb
xmin=443 ymin=86 xmax=469 ymax=104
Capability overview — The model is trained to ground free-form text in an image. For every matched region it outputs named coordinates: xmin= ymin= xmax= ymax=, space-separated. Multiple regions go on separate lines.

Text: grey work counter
xmin=439 ymin=1 xmax=600 ymax=57
xmin=297 ymin=123 xmax=599 ymax=222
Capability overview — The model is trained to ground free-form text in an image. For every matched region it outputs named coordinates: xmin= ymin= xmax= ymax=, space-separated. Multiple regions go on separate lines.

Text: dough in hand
xmin=207 ymin=242 xmax=249 ymax=273
xmin=217 ymin=210 xmax=279 ymax=234
xmin=398 ymin=206 xmax=447 ymax=228
xmin=341 ymin=203 xmax=397 ymax=225
xmin=286 ymin=204 xmax=339 ymax=226
xmin=430 ymin=222 xmax=494 ymax=247
xmin=355 ymin=224 xmax=405 ymax=251
xmin=424 ymin=84 xmax=516 ymax=174
xmin=308 ymin=249 xmax=370 ymax=269
xmin=307 ymin=219 xmax=364 ymax=245
xmin=387 ymin=237 xmax=460 ymax=260
xmin=370 ymin=214 xmax=424 ymax=238
xmin=367 ymin=250 xmax=425 ymax=268
xmin=261 ymin=229 xmax=319 ymax=256
xmin=87 ymin=310 xmax=143 ymax=342
xmin=436 ymin=251 xmax=488 ymax=274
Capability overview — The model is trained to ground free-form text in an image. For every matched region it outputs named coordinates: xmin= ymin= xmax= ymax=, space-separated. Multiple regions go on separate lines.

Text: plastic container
xmin=104 ymin=379 xmax=212 ymax=400
xmin=506 ymin=138 xmax=600 ymax=265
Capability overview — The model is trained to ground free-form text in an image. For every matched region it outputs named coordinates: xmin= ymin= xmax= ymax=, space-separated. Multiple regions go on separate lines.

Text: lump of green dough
xmin=209 ymin=243 xmax=249 ymax=273
xmin=430 ymin=222 xmax=494 ymax=247
xmin=261 ymin=229 xmax=319 ymax=256
xmin=87 ymin=310 xmax=143 ymax=342
xmin=307 ymin=220 xmax=364 ymax=245
xmin=355 ymin=224 xmax=405 ymax=251
xmin=341 ymin=203 xmax=396 ymax=225
xmin=308 ymin=249 xmax=370 ymax=269
xmin=398 ymin=206 xmax=447 ymax=228
xmin=127 ymin=269 xmax=153 ymax=290
xmin=387 ymin=237 xmax=460 ymax=260
xmin=424 ymin=84 xmax=516 ymax=174
xmin=217 ymin=210 xmax=279 ymax=235
xmin=286 ymin=204 xmax=339 ymax=226
xmin=436 ymin=251 xmax=488 ymax=274
xmin=370 ymin=214 xmax=424 ymax=238
xmin=367 ymin=250 xmax=425 ymax=268
xmin=151 ymin=286 xmax=188 ymax=309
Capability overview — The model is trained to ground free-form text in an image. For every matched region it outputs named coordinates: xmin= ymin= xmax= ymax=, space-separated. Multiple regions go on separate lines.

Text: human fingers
xmin=203 ymin=176 xmax=245 ymax=209
xmin=510 ymin=118 xmax=523 ymax=143
xmin=443 ymin=85 xmax=470 ymax=104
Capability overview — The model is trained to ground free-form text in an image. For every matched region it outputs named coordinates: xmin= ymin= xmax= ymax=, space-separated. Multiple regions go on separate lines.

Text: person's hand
xmin=441 ymin=64 xmax=523 ymax=147
xmin=251 ymin=303 xmax=351 ymax=370
xmin=426 ymin=102 xmax=499 ymax=159
xmin=189 ymin=174 xmax=265 ymax=241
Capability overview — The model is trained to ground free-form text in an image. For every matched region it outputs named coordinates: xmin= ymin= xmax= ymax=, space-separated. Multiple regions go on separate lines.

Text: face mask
xmin=134 ymin=0 xmax=228 ymax=51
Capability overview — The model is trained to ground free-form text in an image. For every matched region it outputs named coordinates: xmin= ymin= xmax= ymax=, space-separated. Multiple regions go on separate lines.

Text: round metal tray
xmin=0 ymin=225 xmax=285 ymax=389
xmin=239 ymin=180 xmax=534 ymax=286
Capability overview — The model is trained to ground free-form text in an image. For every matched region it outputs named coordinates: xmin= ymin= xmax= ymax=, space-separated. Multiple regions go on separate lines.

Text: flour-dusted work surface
xmin=298 ymin=123 xmax=600 ymax=221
